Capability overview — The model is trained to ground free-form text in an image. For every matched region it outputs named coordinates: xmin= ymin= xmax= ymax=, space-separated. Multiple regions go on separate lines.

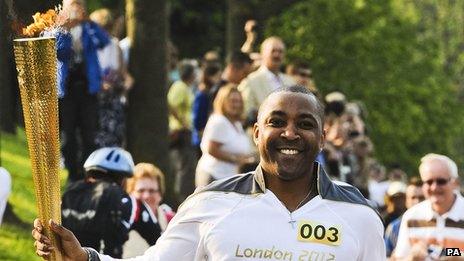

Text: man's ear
xmin=451 ymin=178 xmax=460 ymax=190
xmin=253 ymin=123 xmax=259 ymax=146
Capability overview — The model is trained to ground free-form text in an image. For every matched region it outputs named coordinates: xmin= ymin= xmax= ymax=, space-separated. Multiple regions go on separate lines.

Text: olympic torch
xmin=13 ymin=36 xmax=63 ymax=261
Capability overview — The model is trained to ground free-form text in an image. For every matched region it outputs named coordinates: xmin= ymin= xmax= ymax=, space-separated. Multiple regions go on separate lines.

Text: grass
xmin=0 ymin=128 xmax=67 ymax=261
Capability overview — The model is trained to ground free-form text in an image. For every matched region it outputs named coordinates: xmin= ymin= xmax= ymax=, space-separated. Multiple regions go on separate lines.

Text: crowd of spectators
xmin=4 ymin=3 xmax=463 ymax=259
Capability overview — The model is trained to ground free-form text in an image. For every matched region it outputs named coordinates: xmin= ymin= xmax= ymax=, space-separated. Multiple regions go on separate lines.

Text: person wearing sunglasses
xmin=393 ymin=153 xmax=463 ymax=260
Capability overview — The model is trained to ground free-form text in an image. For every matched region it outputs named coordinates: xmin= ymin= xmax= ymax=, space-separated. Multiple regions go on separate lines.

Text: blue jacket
xmin=55 ymin=21 xmax=110 ymax=97
xmin=192 ymin=90 xmax=211 ymax=146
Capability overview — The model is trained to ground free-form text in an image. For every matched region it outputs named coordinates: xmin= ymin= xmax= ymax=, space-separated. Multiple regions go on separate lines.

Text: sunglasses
xmin=423 ymin=178 xmax=451 ymax=186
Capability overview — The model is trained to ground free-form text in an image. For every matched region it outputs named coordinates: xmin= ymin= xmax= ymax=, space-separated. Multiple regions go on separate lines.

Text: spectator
xmin=382 ymin=181 xmax=407 ymax=227
xmin=123 ymin=163 xmax=175 ymax=257
xmin=0 ymin=167 xmax=11 ymax=226
xmin=394 ymin=153 xmax=463 ymax=260
xmin=195 ymin=84 xmax=255 ymax=188
xmin=168 ymin=61 xmax=197 ymax=201
xmin=340 ymin=102 xmax=365 ymax=139
xmin=286 ymin=61 xmax=319 ymax=96
xmin=385 ymin=177 xmax=424 ymax=258
xmin=324 ymin=91 xmax=347 ymax=148
xmin=368 ymin=162 xmax=390 ymax=210
xmin=238 ymin=36 xmax=295 ymax=117
xmin=192 ymin=63 xmax=222 ymax=153
xmin=210 ymin=51 xmax=252 ymax=100
xmin=56 ymin=0 xmax=110 ymax=183
xmin=347 ymin=136 xmax=375 ymax=197
xmin=89 ymin=8 xmax=133 ymax=148
xmin=61 ymin=147 xmax=161 ymax=258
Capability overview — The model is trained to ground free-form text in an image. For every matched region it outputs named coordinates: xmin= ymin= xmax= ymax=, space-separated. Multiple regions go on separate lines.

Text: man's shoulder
xmin=197 ymin=172 xmax=262 ymax=195
xmin=317 ymin=172 xmax=383 ymax=224
xmin=170 ymin=80 xmax=188 ymax=90
xmin=239 ymin=69 xmax=268 ymax=88
xmin=319 ymin=176 xmax=374 ymax=208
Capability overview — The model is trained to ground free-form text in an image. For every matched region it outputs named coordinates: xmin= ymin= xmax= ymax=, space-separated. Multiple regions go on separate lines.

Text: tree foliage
xmin=267 ymin=0 xmax=464 ymax=173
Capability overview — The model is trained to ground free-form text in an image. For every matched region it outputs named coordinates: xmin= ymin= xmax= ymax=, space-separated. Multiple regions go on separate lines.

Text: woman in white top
xmin=196 ymin=84 xmax=255 ymax=188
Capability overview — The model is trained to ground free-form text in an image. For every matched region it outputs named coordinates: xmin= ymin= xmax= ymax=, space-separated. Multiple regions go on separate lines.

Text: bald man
xmin=238 ymin=36 xmax=295 ymax=117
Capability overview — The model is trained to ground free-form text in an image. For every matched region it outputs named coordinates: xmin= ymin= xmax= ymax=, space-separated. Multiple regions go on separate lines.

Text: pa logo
xmin=445 ymin=248 xmax=462 ymax=256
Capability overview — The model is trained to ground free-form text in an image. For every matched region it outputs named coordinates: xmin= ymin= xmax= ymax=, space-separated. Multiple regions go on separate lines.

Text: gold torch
xmin=13 ymin=36 xmax=63 ymax=261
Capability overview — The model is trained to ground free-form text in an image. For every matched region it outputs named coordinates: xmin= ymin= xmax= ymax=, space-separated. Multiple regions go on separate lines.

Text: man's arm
xmin=33 ymin=192 xmax=219 ymax=261
xmin=355 ymin=208 xmax=386 ymax=261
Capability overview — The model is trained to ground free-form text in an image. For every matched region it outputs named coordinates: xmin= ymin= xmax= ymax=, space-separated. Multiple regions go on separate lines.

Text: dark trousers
xmin=169 ymin=131 xmax=197 ymax=202
xmin=59 ymin=79 xmax=98 ymax=183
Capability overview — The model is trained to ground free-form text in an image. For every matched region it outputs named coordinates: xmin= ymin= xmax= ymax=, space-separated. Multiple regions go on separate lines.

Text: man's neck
xmin=263 ymin=65 xmax=280 ymax=75
xmin=264 ymin=170 xmax=317 ymax=212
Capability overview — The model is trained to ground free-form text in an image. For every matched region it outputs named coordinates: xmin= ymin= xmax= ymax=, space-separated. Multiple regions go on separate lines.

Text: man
xmin=238 ymin=36 xmax=295 ymax=117
xmin=168 ymin=61 xmax=197 ymax=202
xmin=60 ymin=147 xmax=161 ymax=258
xmin=286 ymin=61 xmax=318 ymax=96
xmin=57 ymin=0 xmax=110 ymax=182
xmin=384 ymin=177 xmax=424 ymax=257
xmin=210 ymin=51 xmax=252 ymax=100
xmin=393 ymin=154 xmax=463 ymax=260
xmin=33 ymin=86 xmax=385 ymax=260
xmin=382 ymin=181 xmax=407 ymax=227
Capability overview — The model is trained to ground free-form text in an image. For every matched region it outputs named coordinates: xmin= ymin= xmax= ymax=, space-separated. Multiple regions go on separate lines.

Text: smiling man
xmin=394 ymin=154 xmax=464 ymax=260
xmin=32 ymin=86 xmax=385 ymax=261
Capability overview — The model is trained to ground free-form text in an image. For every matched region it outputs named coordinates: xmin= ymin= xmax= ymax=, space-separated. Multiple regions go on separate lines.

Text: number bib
xmin=297 ymin=220 xmax=341 ymax=246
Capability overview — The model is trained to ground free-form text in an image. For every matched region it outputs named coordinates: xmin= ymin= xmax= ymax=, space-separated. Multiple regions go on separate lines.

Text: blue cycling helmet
xmin=83 ymin=147 xmax=134 ymax=177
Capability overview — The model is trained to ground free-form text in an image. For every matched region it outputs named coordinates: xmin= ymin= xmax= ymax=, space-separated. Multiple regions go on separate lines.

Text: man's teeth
xmin=279 ymin=149 xmax=299 ymax=155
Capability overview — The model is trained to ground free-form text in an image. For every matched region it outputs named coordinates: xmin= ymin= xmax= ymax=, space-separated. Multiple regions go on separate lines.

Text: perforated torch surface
xmin=14 ymin=37 xmax=63 ymax=261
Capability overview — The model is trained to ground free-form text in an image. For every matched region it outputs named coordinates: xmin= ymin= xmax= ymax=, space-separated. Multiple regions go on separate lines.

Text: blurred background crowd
xmin=0 ymin=0 xmax=464 ymax=260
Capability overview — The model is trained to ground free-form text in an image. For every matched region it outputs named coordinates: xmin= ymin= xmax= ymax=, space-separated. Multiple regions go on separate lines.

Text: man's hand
xmin=32 ymin=219 xmax=87 ymax=261
xmin=406 ymin=241 xmax=428 ymax=261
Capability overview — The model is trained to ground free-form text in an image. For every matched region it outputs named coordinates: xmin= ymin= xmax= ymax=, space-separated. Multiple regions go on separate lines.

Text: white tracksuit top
xmin=97 ymin=164 xmax=385 ymax=261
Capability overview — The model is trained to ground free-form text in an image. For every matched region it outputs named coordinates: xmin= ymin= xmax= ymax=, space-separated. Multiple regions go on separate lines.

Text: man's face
xmin=262 ymin=40 xmax=285 ymax=72
xmin=420 ymin=160 xmax=456 ymax=209
xmin=253 ymin=92 xmax=324 ymax=181
xmin=405 ymin=185 xmax=425 ymax=209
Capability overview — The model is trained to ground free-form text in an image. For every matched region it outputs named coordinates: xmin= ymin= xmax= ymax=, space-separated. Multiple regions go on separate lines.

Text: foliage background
xmin=266 ymin=0 xmax=464 ymax=174
xmin=1 ymin=0 xmax=464 ymax=259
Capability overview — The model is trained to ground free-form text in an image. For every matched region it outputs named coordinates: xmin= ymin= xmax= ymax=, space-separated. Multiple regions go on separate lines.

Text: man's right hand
xmin=32 ymin=219 xmax=88 ymax=261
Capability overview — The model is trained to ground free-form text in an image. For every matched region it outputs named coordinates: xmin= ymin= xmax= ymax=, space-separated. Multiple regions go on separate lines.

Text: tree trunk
xmin=226 ymin=0 xmax=251 ymax=57
xmin=125 ymin=0 xmax=174 ymax=204
xmin=0 ymin=0 xmax=17 ymax=133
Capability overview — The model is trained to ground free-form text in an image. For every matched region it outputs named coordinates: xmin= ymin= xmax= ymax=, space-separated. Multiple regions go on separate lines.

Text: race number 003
xmin=297 ymin=221 xmax=341 ymax=246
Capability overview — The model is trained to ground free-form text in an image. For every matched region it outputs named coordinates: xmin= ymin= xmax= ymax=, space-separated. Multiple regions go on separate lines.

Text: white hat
xmin=387 ymin=181 xmax=407 ymax=196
